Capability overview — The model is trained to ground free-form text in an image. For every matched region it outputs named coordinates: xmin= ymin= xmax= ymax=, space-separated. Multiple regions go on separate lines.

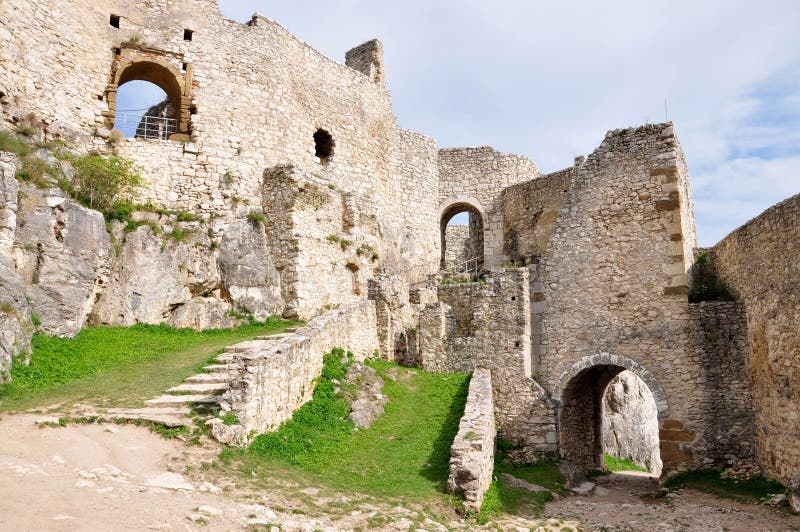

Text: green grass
xmin=664 ymin=469 xmax=785 ymax=502
xmin=477 ymin=450 xmax=565 ymax=524
xmin=223 ymin=354 xmax=470 ymax=505
xmin=0 ymin=318 xmax=301 ymax=411
xmin=604 ymin=453 xmax=648 ymax=473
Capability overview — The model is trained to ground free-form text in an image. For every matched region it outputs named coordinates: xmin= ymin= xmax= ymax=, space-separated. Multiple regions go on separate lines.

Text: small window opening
xmin=189 ymin=104 xmax=198 ymax=115
xmin=181 ymin=62 xmax=188 ymax=72
xmin=97 ymin=94 xmax=104 ymax=101
xmin=114 ymin=47 xmax=121 ymax=56
xmin=183 ymin=29 xmax=193 ymax=41
xmin=110 ymin=14 xmax=120 ymax=28
xmin=314 ymin=129 xmax=334 ymax=164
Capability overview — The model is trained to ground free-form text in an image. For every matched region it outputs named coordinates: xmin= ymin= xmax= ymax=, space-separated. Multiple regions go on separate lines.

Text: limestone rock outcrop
xmin=217 ymin=220 xmax=283 ymax=321
xmin=0 ymin=260 xmax=32 ymax=382
xmin=602 ymin=370 xmax=663 ymax=475
xmin=91 ymin=223 xmax=220 ymax=326
xmin=15 ymin=183 xmax=111 ymax=337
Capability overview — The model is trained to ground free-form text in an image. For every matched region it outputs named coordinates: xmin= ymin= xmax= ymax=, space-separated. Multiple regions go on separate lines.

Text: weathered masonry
xmin=1 ymin=0 xmax=798 ymax=507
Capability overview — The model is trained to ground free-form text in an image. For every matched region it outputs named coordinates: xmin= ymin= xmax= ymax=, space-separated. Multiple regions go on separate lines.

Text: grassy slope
xmin=478 ymin=453 xmax=565 ymax=523
xmin=225 ymin=356 xmax=471 ymax=505
xmin=0 ymin=319 xmax=300 ymax=411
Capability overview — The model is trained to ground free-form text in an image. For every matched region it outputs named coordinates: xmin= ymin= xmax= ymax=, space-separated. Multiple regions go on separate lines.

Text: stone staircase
xmin=89 ymin=330 xmax=297 ymax=429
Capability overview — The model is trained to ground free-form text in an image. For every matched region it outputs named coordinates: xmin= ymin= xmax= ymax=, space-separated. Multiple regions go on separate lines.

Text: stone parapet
xmin=447 ymin=368 xmax=496 ymax=513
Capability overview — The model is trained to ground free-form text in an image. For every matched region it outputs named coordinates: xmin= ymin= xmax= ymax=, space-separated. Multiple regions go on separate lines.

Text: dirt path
xmin=544 ymin=471 xmax=800 ymax=531
xmin=1 ymin=413 xmax=797 ymax=531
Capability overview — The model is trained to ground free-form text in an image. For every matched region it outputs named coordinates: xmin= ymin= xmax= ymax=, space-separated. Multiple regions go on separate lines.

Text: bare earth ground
xmin=1 ymin=413 xmax=797 ymax=531
xmin=544 ymin=471 xmax=800 ymax=532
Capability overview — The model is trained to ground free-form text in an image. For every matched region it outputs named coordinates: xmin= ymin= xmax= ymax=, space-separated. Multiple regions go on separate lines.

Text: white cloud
xmin=218 ymin=0 xmax=800 ymax=245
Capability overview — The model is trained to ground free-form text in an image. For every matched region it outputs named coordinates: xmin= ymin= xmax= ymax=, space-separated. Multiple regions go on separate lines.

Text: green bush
xmin=247 ymin=210 xmax=266 ymax=223
xmin=64 ymin=153 xmax=142 ymax=213
xmin=689 ymin=252 xmax=735 ymax=303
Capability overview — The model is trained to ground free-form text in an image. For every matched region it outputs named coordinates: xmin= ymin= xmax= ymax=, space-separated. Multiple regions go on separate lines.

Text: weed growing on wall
xmin=689 ymin=252 xmax=735 ymax=303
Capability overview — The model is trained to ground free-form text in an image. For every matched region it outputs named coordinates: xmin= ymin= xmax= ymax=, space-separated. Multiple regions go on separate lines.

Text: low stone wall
xmin=447 ymin=368 xmax=496 ymax=513
xmin=212 ymin=302 xmax=378 ymax=445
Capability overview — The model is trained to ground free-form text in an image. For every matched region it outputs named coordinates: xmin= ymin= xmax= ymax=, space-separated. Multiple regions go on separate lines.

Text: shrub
xmin=15 ymin=122 xmax=37 ymax=137
xmin=0 ymin=131 xmax=32 ymax=155
xmin=31 ymin=313 xmax=42 ymax=327
xmin=247 ymin=210 xmax=266 ymax=223
xmin=64 ymin=154 xmax=142 ymax=213
xmin=689 ymin=252 xmax=735 ymax=303
xmin=16 ymin=156 xmax=57 ymax=189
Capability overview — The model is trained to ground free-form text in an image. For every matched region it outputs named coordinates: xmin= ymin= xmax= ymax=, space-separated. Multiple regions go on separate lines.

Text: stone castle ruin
xmin=1 ymin=0 xmax=798 ymax=511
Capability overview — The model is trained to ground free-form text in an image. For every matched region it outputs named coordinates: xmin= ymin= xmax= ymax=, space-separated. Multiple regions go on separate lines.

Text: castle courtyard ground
xmin=1 ymin=413 xmax=797 ymax=531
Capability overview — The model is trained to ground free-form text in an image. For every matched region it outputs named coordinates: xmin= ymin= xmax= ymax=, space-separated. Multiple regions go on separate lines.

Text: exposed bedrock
xmin=602 ymin=370 xmax=662 ymax=475
xmin=216 ymin=220 xmax=283 ymax=321
xmin=91 ymin=223 xmax=223 ymax=327
xmin=15 ymin=183 xmax=111 ymax=337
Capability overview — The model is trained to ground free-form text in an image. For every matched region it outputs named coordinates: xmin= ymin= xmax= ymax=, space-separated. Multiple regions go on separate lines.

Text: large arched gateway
xmin=553 ymin=354 xmax=668 ymax=473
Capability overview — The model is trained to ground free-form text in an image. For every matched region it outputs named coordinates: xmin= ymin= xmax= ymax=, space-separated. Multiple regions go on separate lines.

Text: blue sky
xmin=119 ymin=1 xmax=800 ymax=245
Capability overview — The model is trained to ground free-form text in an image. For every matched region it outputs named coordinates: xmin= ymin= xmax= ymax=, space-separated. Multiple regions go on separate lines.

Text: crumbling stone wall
xmin=213 ymin=301 xmax=378 ymax=445
xmin=0 ymin=0 xmax=442 ymax=286
xmin=447 ymin=369 xmax=496 ymax=513
xmin=536 ymin=124 xmax=704 ymax=472
xmin=711 ymin=193 xmax=800 ymax=483
xmin=419 ymin=269 xmax=558 ymax=457
xmin=438 ymin=148 xmax=539 ymax=268
xmin=502 ymin=168 xmax=573 ymax=265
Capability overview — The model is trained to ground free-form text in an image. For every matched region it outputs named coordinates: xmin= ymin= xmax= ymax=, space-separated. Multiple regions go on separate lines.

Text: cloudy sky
xmin=121 ymin=1 xmax=800 ymax=245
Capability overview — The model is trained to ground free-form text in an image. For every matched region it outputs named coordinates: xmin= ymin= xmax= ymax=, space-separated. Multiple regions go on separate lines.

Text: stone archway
xmin=104 ymin=47 xmax=192 ymax=140
xmin=553 ymin=353 xmax=668 ymax=473
xmin=439 ymin=197 xmax=486 ymax=272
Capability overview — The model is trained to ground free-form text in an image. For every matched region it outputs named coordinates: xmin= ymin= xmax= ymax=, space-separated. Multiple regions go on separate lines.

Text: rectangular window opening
xmin=181 ymin=62 xmax=188 ymax=71
xmin=183 ymin=29 xmax=193 ymax=41
xmin=110 ymin=15 xmax=120 ymax=28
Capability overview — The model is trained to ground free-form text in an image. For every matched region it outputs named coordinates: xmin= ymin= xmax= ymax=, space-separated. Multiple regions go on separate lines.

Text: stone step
xmin=203 ymin=364 xmax=236 ymax=373
xmin=254 ymin=333 xmax=291 ymax=341
xmin=215 ymin=353 xmax=237 ymax=362
xmin=185 ymin=373 xmax=229 ymax=384
xmin=145 ymin=394 xmax=222 ymax=407
xmin=98 ymin=411 xmax=192 ymax=428
xmin=167 ymin=382 xmax=229 ymax=394
xmin=224 ymin=340 xmax=271 ymax=353
xmin=104 ymin=407 xmax=192 ymax=417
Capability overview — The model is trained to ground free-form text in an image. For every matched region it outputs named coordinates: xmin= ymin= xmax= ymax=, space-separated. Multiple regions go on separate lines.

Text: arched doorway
xmin=104 ymin=51 xmax=191 ymax=141
xmin=554 ymin=355 xmax=667 ymax=475
xmin=440 ymin=200 xmax=485 ymax=272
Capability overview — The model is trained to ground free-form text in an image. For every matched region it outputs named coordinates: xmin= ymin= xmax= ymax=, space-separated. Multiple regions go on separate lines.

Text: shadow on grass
xmin=418 ymin=371 xmax=470 ymax=490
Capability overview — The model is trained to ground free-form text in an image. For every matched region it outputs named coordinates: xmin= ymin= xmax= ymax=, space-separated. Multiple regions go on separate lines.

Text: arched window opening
xmin=114 ymin=80 xmax=175 ymax=139
xmin=560 ymin=365 xmax=662 ymax=476
xmin=440 ymin=203 xmax=484 ymax=273
xmin=314 ymin=129 xmax=334 ymax=165
xmin=106 ymin=55 xmax=190 ymax=141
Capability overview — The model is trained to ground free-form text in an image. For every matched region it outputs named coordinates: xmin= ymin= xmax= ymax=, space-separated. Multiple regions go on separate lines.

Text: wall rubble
xmin=447 ymin=368 xmax=496 ymax=513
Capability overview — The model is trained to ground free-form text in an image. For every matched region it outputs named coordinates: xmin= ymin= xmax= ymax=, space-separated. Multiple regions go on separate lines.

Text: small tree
xmin=66 ymin=154 xmax=142 ymax=212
